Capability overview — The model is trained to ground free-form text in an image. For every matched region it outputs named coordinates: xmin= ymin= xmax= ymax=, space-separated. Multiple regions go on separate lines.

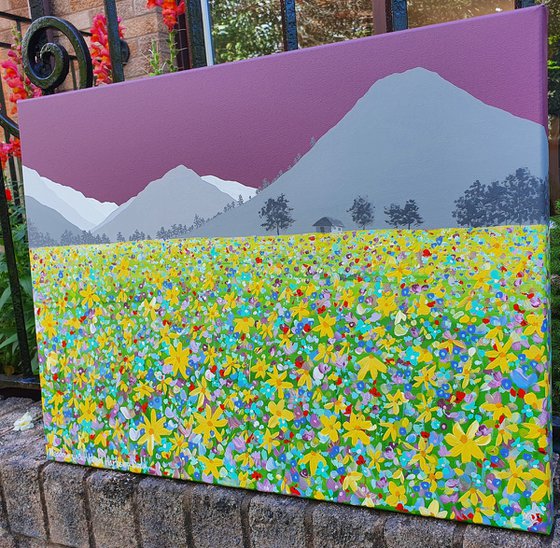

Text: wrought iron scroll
xmin=22 ymin=16 xmax=93 ymax=95
xmin=0 ymin=2 xmax=126 ymax=380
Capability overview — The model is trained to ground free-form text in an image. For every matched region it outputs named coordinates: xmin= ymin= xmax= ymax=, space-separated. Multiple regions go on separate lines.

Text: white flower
xmin=13 ymin=411 xmax=34 ymax=432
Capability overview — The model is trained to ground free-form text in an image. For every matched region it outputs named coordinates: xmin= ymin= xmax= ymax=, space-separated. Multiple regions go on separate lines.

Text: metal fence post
xmin=185 ymin=0 xmax=208 ymax=68
xmin=103 ymin=0 xmax=125 ymax=82
xmin=0 ymin=170 xmax=31 ymax=377
xmin=280 ymin=0 xmax=298 ymax=51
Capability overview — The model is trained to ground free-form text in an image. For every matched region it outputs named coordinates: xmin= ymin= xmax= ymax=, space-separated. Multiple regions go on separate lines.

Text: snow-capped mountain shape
xmin=23 ymin=166 xmax=118 ymax=230
xmin=201 ymin=174 xmax=257 ymax=201
xmin=192 ymin=67 xmax=548 ymax=238
xmin=25 ymin=196 xmax=81 ymax=246
xmin=93 ymin=165 xmax=233 ymax=240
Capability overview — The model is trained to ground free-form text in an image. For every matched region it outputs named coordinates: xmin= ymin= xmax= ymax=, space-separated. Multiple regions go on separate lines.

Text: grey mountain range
xmin=23 ymin=67 xmax=548 ymax=247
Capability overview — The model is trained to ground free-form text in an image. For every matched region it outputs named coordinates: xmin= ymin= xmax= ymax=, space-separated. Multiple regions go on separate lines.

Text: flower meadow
xmin=32 ymin=225 xmax=552 ymax=533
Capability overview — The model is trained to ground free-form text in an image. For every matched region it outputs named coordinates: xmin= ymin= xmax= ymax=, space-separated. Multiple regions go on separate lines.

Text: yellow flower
xmin=140 ymin=298 xmax=159 ymax=321
xmin=79 ymin=285 xmax=99 ymax=308
xmin=300 ymin=451 xmax=327 ymax=476
xmin=386 ymin=481 xmax=406 ymax=506
xmin=164 ymin=342 xmax=190 ymax=378
xmin=406 ymin=437 xmax=436 ymax=474
xmin=223 ymin=292 xmax=237 ymax=309
xmin=234 ymin=316 xmax=254 ymax=334
xmin=343 ymin=412 xmax=373 ymax=445
xmin=356 ymin=355 xmax=387 ymax=381
xmin=262 ymin=429 xmax=280 ymax=451
xmin=376 ymin=293 xmax=397 ymax=316
xmin=268 ymin=400 xmax=294 ymax=428
xmin=522 ymin=421 xmax=548 ymax=450
xmin=114 ymin=258 xmax=130 ymax=278
xmin=291 ymin=302 xmax=310 ymax=320
xmin=473 ymin=493 xmax=496 ymax=524
xmin=199 ymin=455 xmax=223 ymax=478
xmin=530 ymin=463 xmax=550 ymax=503
xmin=384 ymin=391 xmax=406 ymax=415
xmin=314 ymin=314 xmax=336 ymax=339
xmin=77 ymin=398 xmax=97 ymax=423
xmin=497 ymin=460 xmax=532 ymax=494
xmin=413 ymin=365 xmax=436 ymax=388
xmin=342 ymin=470 xmax=363 ymax=492
xmin=138 ymin=410 xmax=171 ymax=455
xmin=41 ymin=311 xmax=58 ymax=338
xmin=193 ymin=407 xmax=228 ymax=444
xmin=486 ymin=338 xmax=516 ymax=374
xmin=266 ymin=367 xmax=292 ymax=399
xmin=524 ymin=313 xmax=543 ymax=336
xmin=251 ymin=358 xmax=268 ymax=379
xmin=480 ymin=399 xmax=513 ymax=421
xmin=444 ymin=421 xmax=490 ymax=463
xmin=319 ymin=415 xmax=341 ymax=442
xmin=419 ymin=500 xmax=447 ymax=519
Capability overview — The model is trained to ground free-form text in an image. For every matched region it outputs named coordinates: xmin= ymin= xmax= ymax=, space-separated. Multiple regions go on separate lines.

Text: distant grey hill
xmin=92 ymin=165 xmax=235 ymax=240
xmin=191 ymin=67 xmax=548 ymax=238
xmin=25 ymin=196 xmax=81 ymax=245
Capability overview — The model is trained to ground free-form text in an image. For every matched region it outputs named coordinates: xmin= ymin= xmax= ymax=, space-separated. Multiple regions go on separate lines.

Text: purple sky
xmin=19 ymin=6 xmax=547 ymax=205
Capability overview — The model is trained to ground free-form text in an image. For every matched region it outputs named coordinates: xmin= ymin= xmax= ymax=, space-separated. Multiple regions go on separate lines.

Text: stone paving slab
xmin=0 ymin=395 xmax=557 ymax=548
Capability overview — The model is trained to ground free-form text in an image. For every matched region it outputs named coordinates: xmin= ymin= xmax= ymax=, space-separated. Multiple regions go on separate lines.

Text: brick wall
xmin=0 ymin=396 xmax=558 ymax=548
xmin=49 ymin=0 xmax=169 ymax=80
xmin=0 ymin=0 xmax=170 ymax=84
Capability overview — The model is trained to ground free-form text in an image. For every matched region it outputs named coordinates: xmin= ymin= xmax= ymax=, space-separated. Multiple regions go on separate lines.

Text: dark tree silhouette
xmin=116 ymin=232 xmax=125 ymax=242
xmin=348 ymin=196 xmax=374 ymax=229
xmin=60 ymin=229 xmax=77 ymax=246
xmin=193 ymin=214 xmax=205 ymax=229
xmin=259 ymin=194 xmax=295 ymax=235
xmin=28 ymin=222 xmax=56 ymax=247
xmin=129 ymin=229 xmax=146 ymax=241
xmin=384 ymin=199 xmax=424 ymax=229
xmin=453 ymin=168 xmax=548 ymax=227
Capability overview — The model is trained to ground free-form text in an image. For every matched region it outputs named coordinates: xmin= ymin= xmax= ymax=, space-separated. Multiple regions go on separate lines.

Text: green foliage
xmin=0 ymin=204 xmax=37 ymax=375
xmin=210 ymin=0 xmax=283 ymax=63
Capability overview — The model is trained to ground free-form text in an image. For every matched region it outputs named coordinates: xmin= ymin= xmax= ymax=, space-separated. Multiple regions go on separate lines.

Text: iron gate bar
xmin=390 ymin=0 xmax=408 ymax=31
xmin=0 ymin=168 xmax=31 ymax=377
xmin=0 ymin=2 xmax=125 ymax=387
xmin=515 ymin=0 xmax=537 ymax=7
xmin=280 ymin=0 xmax=298 ymax=51
xmin=103 ymin=0 xmax=125 ymax=83
xmin=185 ymin=0 xmax=208 ymax=67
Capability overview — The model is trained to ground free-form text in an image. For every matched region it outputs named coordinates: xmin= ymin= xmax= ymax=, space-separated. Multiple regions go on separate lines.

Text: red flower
xmin=4 ymin=188 xmax=12 ymax=201
xmin=147 ymin=0 xmax=185 ymax=32
xmin=89 ymin=13 xmax=126 ymax=85
xmin=0 ymin=30 xmax=41 ymax=115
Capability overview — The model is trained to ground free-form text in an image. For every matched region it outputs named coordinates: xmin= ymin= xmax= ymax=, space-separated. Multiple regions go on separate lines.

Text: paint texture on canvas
xmin=19 ymin=6 xmax=551 ymax=534
xmin=34 ymin=225 xmax=551 ymax=532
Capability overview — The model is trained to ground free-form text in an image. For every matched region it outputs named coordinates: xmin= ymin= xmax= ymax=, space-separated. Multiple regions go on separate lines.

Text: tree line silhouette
xmin=452 ymin=168 xmax=547 ymax=227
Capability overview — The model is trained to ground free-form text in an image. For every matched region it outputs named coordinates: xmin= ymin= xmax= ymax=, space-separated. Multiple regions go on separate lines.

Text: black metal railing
xmin=0 ymin=0 xmax=127 ymax=389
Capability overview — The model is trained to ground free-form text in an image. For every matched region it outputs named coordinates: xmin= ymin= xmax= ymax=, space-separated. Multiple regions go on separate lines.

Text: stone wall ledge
xmin=0 ymin=396 xmax=558 ymax=548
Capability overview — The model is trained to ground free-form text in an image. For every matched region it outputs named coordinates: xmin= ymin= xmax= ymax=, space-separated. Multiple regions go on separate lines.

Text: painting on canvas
xmin=19 ymin=6 xmax=551 ymax=532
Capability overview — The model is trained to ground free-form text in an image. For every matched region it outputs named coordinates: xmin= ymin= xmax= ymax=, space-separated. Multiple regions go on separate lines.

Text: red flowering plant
xmin=90 ymin=13 xmax=126 ymax=85
xmin=0 ymin=17 xmax=127 ymax=375
xmin=146 ymin=0 xmax=186 ymax=74
xmin=0 ymin=28 xmax=41 ymax=206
